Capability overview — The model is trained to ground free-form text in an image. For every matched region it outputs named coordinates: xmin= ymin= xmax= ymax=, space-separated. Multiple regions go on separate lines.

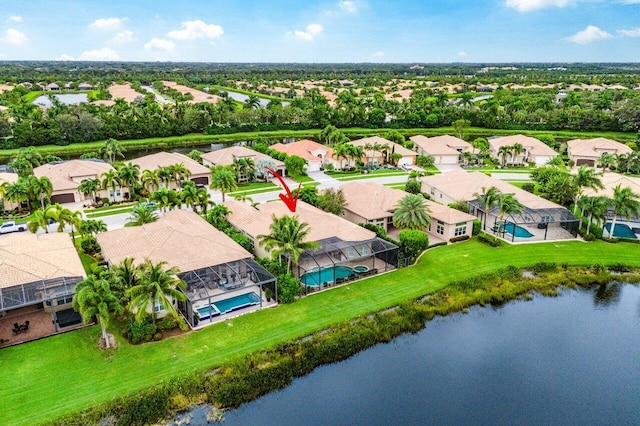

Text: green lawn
xmin=338 ymin=171 xmax=408 ymax=181
xmin=2 ymin=239 xmax=640 ymax=425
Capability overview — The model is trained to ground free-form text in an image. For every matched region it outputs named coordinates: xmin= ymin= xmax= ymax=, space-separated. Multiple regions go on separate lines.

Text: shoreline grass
xmin=1 ymin=239 xmax=640 ymax=425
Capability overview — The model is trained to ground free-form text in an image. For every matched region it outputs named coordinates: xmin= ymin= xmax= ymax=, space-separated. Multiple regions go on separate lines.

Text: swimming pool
xmin=213 ymin=292 xmax=261 ymax=314
xmin=196 ymin=304 xmax=220 ymax=321
xmin=300 ymin=265 xmax=356 ymax=286
xmin=604 ymin=223 xmax=637 ymax=239
xmin=499 ymin=222 xmax=534 ymax=238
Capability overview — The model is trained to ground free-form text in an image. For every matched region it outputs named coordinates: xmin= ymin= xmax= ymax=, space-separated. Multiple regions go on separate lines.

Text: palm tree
xmin=26 ymin=175 xmax=53 ymax=210
xmin=258 ymin=214 xmax=321 ymax=273
xmin=473 ymin=186 xmax=502 ymax=230
xmin=597 ymin=153 xmax=616 ymax=172
xmin=573 ymin=165 xmax=604 ymax=215
xmin=170 ymin=163 xmax=191 ymax=187
xmin=78 ymin=178 xmax=101 ymax=204
xmin=156 ymin=166 xmax=174 ymax=188
xmin=149 ymin=187 xmax=180 ymax=212
xmin=231 ymin=157 xmax=255 ymax=182
xmin=100 ymin=169 xmax=121 ymax=203
xmin=496 ymin=193 xmax=525 ymax=233
xmin=72 ymin=274 xmax=123 ymax=349
xmin=55 ymin=205 xmax=82 ymax=239
xmin=100 ymin=138 xmax=125 ymax=163
xmin=27 ymin=204 xmax=58 ymax=234
xmin=126 ymin=204 xmax=158 ymax=226
xmin=179 ymin=181 xmax=200 ymax=211
xmin=110 ymin=257 xmax=140 ymax=299
xmin=206 ymin=204 xmax=231 ymax=230
xmin=117 ymin=162 xmax=140 ymax=195
xmin=210 ymin=167 xmax=237 ymax=202
xmin=2 ymin=179 xmax=30 ymax=210
xmin=608 ymin=184 xmax=640 ymax=239
xmin=392 ymin=194 xmax=431 ymax=230
xmin=578 ymin=196 xmax=611 ymax=235
xmin=141 ymin=169 xmax=160 ymax=193
xmin=243 ymin=95 xmax=261 ymax=110
xmin=510 ymin=143 xmax=524 ymax=165
xmin=79 ymin=219 xmax=107 ymax=237
xmin=126 ymin=259 xmax=187 ymax=323
xmin=497 ymin=145 xmax=511 ymax=167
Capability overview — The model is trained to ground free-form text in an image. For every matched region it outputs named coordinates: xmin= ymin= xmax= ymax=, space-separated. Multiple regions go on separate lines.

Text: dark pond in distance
xmin=181 ymin=284 xmax=640 ymax=425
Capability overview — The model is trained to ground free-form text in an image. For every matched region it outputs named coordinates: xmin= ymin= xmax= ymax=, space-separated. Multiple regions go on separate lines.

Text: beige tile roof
xmin=567 ymin=138 xmax=632 ymax=158
xmin=421 ymin=170 xmax=562 ymax=210
xmin=350 ymin=136 xmax=417 ymax=158
xmin=225 ymin=199 xmax=375 ymax=243
xmin=425 ymin=200 xmax=476 ymax=224
xmin=582 ymin=172 xmax=640 ymax=199
xmin=0 ymin=232 xmax=86 ymax=289
xmin=410 ymin=135 xmax=474 ymax=156
xmin=0 ymin=172 xmax=19 ymax=185
xmin=201 ymin=146 xmax=285 ymax=168
xmin=271 ymin=139 xmax=333 ymax=162
xmin=130 ymin=152 xmax=211 ymax=177
xmin=33 ymin=160 xmax=116 ymax=192
xmin=96 ymin=210 xmax=252 ymax=272
xmin=489 ymin=135 xmax=558 ymax=158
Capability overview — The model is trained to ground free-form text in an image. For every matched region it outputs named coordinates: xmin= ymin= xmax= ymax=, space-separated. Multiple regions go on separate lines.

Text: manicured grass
xmin=1 ymin=239 xmax=639 ymax=425
xmin=229 ymin=181 xmax=278 ymax=194
xmin=339 ymin=171 xmax=408 ymax=181
xmin=84 ymin=208 xmax=133 ymax=219
xmin=291 ymin=174 xmax=315 ymax=184
xmin=384 ymin=183 xmax=407 ymax=189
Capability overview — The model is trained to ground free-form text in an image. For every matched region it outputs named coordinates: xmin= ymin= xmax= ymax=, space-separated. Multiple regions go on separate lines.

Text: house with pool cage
xmin=421 ymin=170 xmax=579 ymax=242
xmin=96 ymin=210 xmax=276 ymax=328
xmin=224 ymin=199 xmax=399 ymax=294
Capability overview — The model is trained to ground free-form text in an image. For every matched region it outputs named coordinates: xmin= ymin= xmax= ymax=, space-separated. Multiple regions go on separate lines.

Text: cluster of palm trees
xmin=597 ymin=151 xmax=640 ymax=175
xmin=473 ymin=186 xmax=525 ymax=231
xmin=496 ymin=143 xmax=525 ymax=167
xmin=72 ymin=258 xmax=187 ymax=349
xmin=0 ymin=174 xmax=54 ymax=212
xmin=577 ymin=184 xmax=640 ymax=238
xmin=26 ymin=203 xmax=83 ymax=236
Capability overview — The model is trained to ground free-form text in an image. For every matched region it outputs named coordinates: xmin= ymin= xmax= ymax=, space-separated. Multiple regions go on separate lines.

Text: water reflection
xmin=594 ymin=282 xmax=621 ymax=308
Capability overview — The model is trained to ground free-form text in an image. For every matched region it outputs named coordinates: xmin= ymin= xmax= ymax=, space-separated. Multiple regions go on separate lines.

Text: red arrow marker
xmin=266 ymin=167 xmax=301 ymax=212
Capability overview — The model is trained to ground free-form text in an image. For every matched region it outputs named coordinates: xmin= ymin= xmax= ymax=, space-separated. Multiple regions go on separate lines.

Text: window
xmin=56 ymin=295 xmax=73 ymax=305
xmin=348 ymin=247 xmax=355 ymax=258
xmin=116 ymin=189 xmax=121 ymax=196
xmin=436 ymin=220 xmax=444 ymax=235
xmin=154 ymin=299 xmax=166 ymax=312
xmin=454 ymin=222 xmax=467 ymax=236
xmin=430 ymin=187 xmax=435 ymax=196
xmin=109 ymin=190 xmax=114 ymax=197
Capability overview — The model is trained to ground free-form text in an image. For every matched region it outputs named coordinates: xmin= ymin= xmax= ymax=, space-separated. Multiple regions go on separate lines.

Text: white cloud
xmin=288 ymin=23 xmax=324 ymax=41
xmin=567 ymin=25 xmax=612 ymax=44
xmin=112 ymin=30 xmax=135 ymax=43
xmin=371 ymin=51 xmax=385 ymax=57
xmin=339 ymin=1 xmax=358 ymax=13
xmin=90 ymin=18 xmax=123 ymax=31
xmin=168 ymin=20 xmax=223 ymax=40
xmin=458 ymin=51 xmax=468 ymax=57
xmin=0 ymin=29 xmax=28 ymax=45
xmin=58 ymin=54 xmax=75 ymax=61
xmin=616 ymin=0 xmax=640 ymax=4
xmin=78 ymin=47 xmax=120 ymax=61
xmin=618 ymin=28 xmax=640 ymax=37
xmin=505 ymin=0 xmax=576 ymax=12
xmin=8 ymin=16 xmax=23 ymax=23
xmin=144 ymin=37 xmax=175 ymax=51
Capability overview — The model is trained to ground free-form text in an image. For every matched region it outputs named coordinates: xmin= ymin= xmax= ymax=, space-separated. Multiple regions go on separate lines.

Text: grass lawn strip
xmin=1 ymin=240 xmax=639 ymax=425
xmin=85 ymin=208 xmax=133 ymax=219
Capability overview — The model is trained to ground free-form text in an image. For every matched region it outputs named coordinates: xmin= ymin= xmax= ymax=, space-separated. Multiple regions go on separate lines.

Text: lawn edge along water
xmin=1 ymin=239 xmax=639 ymax=425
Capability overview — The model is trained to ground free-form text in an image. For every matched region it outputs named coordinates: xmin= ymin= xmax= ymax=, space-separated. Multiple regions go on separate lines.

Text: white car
xmin=0 ymin=221 xmax=27 ymax=234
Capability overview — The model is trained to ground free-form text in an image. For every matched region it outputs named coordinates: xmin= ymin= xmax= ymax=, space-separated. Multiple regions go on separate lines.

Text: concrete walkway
xmin=434 ymin=163 xmax=463 ymax=173
xmin=306 ymin=171 xmax=340 ymax=189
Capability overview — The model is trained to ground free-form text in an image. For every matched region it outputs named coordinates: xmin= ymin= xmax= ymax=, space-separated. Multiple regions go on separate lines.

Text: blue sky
xmin=0 ymin=0 xmax=639 ymax=62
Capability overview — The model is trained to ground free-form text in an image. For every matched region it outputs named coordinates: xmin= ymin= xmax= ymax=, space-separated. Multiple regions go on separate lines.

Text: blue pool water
xmin=212 ymin=292 xmax=261 ymax=314
xmin=498 ymin=221 xmax=534 ymax=238
xmin=300 ymin=265 xmax=355 ymax=286
xmin=604 ymin=223 xmax=637 ymax=239
xmin=196 ymin=304 xmax=220 ymax=321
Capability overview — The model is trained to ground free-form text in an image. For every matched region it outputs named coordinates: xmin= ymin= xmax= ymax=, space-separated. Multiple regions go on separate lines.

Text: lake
xmin=177 ymin=283 xmax=640 ymax=425
xmin=33 ymin=93 xmax=88 ymax=107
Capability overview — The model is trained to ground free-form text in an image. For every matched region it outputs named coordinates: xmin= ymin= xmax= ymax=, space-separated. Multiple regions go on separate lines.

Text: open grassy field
xmin=1 ymin=239 xmax=639 ymax=425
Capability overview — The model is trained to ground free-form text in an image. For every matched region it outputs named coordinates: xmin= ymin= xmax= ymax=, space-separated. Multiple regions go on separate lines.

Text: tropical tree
xmin=117 ymin=162 xmax=140 ymax=194
xmin=393 ymin=194 xmax=431 ymax=230
xmin=100 ymin=169 xmax=121 ymax=203
xmin=510 ymin=143 xmax=524 ymax=164
xmin=257 ymin=214 xmax=321 ymax=273
xmin=25 ymin=175 xmax=53 ymax=210
xmin=141 ymin=169 xmax=160 ymax=193
xmin=2 ymin=179 xmax=30 ymax=209
xmin=284 ymin=155 xmax=306 ymax=177
xmin=149 ymin=187 xmax=180 ymax=212
xmin=79 ymin=219 xmax=107 ymax=237
xmin=578 ymin=196 xmax=610 ymax=234
xmin=126 ymin=204 xmax=159 ymax=226
xmin=597 ymin=153 xmax=616 ymax=172
xmin=209 ymin=167 xmax=237 ymax=202
xmin=206 ymin=204 xmax=231 ymax=230
xmin=231 ymin=157 xmax=255 ymax=182
xmin=608 ymin=184 xmax=640 ymax=238
xmin=573 ymin=165 xmax=604 ymax=215
xmin=100 ymin=138 xmax=125 ymax=163
xmin=27 ymin=204 xmax=58 ymax=234
xmin=317 ymin=188 xmax=347 ymax=215
xmin=126 ymin=259 xmax=187 ymax=323
xmin=156 ymin=166 xmax=174 ymax=188
xmin=179 ymin=181 xmax=202 ymax=211
xmin=497 ymin=145 xmax=512 ymax=167
xmin=55 ymin=205 xmax=82 ymax=238
xmin=109 ymin=257 xmax=140 ymax=302
xmin=186 ymin=150 xmax=203 ymax=164
xmin=473 ymin=186 xmax=502 ymax=230
xmin=170 ymin=163 xmax=191 ymax=187
xmin=72 ymin=274 xmax=123 ymax=349
xmin=78 ymin=178 xmax=101 ymax=205
xmin=496 ymin=193 xmax=525 ymax=228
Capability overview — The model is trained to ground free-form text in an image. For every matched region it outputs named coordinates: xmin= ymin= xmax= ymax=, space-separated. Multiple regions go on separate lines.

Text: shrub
xmin=276 ymin=273 xmax=301 ymax=304
xmin=124 ymin=318 xmax=157 ymax=344
xmin=477 ymin=232 xmax=501 ymax=247
xmin=404 ymin=178 xmax=422 ymax=194
xmin=80 ymin=236 xmax=101 ymax=255
xmin=472 ymin=220 xmax=482 ymax=236
xmin=583 ymin=233 xmax=596 ymax=242
xmin=521 ymin=182 xmax=535 ymax=193
xmin=156 ymin=316 xmax=178 ymax=332
xmin=449 ymin=235 xmax=470 ymax=243
xmin=531 ymin=262 xmax=558 ymax=273
xmin=398 ymin=230 xmax=430 ymax=262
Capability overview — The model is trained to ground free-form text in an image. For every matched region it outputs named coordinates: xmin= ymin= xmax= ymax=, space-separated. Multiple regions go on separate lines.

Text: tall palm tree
xmin=100 ymin=169 xmax=121 ymax=203
xmin=3 ymin=179 xmax=30 ymax=210
xmin=497 ymin=145 xmax=511 ymax=167
xmin=597 ymin=153 xmax=616 ymax=172
xmin=608 ymin=184 xmax=640 ymax=239
xmin=392 ymin=194 xmax=431 ymax=230
xmin=126 ymin=259 xmax=187 ymax=323
xmin=578 ymin=196 xmax=611 ymax=235
xmin=79 ymin=219 xmax=107 ymax=237
xmin=55 ymin=205 xmax=82 ymax=239
xmin=573 ymin=165 xmax=604 ymax=215
xmin=156 ymin=166 xmax=174 ymax=188
xmin=78 ymin=178 xmax=101 ymax=204
xmin=100 ymin=138 xmax=125 ymax=163
xmin=117 ymin=162 xmax=140 ymax=195
xmin=27 ymin=204 xmax=58 ymax=234
xmin=473 ymin=186 xmax=502 ymax=230
xmin=72 ymin=274 xmax=123 ymax=349
xmin=179 ymin=181 xmax=200 ymax=211
xmin=510 ymin=143 xmax=524 ymax=164
xmin=257 ymin=214 xmax=321 ymax=273
xmin=26 ymin=175 xmax=53 ymax=210
xmin=141 ymin=169 xmax=159 ymax=193
xmin=126 ymin=204 xmax=158 ymax=226
xmin=496 ymin=193 xmax=525 ymax=231
xmin=170 ymin=163 xmax=191 ymax=187
xmin=210 ymin=167 xmax=237 ymax=202
xmin=149 ymin=187 xmax=180 ymax=212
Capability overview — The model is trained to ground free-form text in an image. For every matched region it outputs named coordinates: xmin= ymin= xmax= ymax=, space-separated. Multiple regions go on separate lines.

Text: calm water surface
xmin=179 ymin=284 xmax=640 ymax=425
xmin=33 ymin=93 xmax=88 ymax=107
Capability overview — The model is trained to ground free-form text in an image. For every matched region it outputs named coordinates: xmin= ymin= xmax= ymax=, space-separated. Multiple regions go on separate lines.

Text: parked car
xmin=0 ymin=221 xmax=27 ymax=234
xmin=138 ymin=201 xmax=157 ymax=210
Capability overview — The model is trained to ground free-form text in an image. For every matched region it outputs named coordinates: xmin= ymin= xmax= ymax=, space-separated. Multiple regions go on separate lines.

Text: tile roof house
xmin=33 ymin=159 xmax=126 ymax=204
xmin=96 ymin=210 xmax=276 ymax=327
xmin=0 ymin=172 xmax=21 ymax=211
xmin=201 ymin=146 xmax=286 ymax=180
xmin=567 ymin=138 xmax=632 ymax=167
xmin=340 ymin=181 xmax=475 ymax=243
xmin=130 ymin=151 xmax=211 ymax=187
xmin=224 ymin=199 xmax=399 ymax=289
xmin=410 ymin=135 xmax=475 ymax=165
xmin=0 ymin=232 xmax=86 ymax=345
xmin=271 ymin=139 xmax=336 ymax=172
xmin=488 ymin=135 xmax=558 ymax=167
xmin=421 ymin=170 xmax=578 ymax=242
xmin=350 ymin=136 xmax=417 ymax=168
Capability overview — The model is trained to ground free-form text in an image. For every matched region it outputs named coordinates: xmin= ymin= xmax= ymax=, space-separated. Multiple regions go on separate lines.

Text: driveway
xmin=306 ymin=171 xmax=340 ymax=189
xmin=434 ymin=163 xmax=463 ymax=173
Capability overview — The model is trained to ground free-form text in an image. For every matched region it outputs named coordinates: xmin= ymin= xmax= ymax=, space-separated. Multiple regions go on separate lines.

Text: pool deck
xmin=192 ymin=290 xmax=276 ymax=330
